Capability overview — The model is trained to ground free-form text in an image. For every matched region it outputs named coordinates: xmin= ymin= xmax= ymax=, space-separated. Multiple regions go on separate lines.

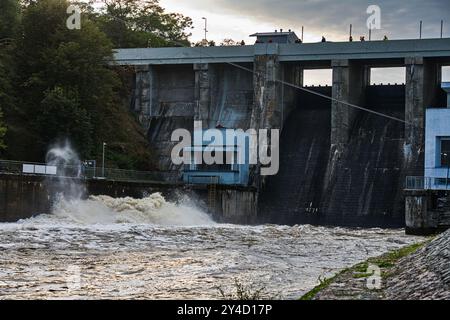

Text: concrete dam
xmin=259 ymin=85 xmax=406 ymax=227
xmin=114 ymin=38 xmax=450 ymax=227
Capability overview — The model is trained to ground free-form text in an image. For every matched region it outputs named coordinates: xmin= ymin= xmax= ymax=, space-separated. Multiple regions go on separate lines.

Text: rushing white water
xmin=0 ymin=198 xmax=421 ymax=299
xmin=33 ymin=193 xmax=214 ymax=226
xmin=0 ymin=144 xmax=422 ymax=299
xmin=45 ymin=140 xmax=86 ymax=201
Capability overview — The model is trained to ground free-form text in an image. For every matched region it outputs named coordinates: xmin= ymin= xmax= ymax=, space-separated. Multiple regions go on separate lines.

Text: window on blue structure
xmin=440 ymin=138 xmax=450 ymax=167
xmin=196 ymin=151 xmax=238 ymax=172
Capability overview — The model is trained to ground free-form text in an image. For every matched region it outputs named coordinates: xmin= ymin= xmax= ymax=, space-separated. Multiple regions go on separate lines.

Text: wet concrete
xmin=259 ymin=85 xmax=407 ymax=228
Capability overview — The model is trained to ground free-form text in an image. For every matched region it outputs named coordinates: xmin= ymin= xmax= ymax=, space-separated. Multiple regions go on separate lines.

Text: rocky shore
xmin=302 ymin=229 xmax=450 ymax=300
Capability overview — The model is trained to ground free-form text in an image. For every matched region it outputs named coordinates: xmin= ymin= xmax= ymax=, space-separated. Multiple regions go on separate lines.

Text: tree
xmin=0 ymin=110 xmax=6 ymax=151
xmin=16 ymin=0 xmax=118 ymax=156
xmin=38 ymin=87 xmax=92 ymax=151
xmin=0 ymin=0 xmax=21 ymax=152
xmin=193 ymin=39 xmax=216 ymax=47
xmin=94 ymin=0 xmax=193 ymax=48
xmin=10 ymin=0 xmax=156 ymax=168
xmin=0 ymin=0 xmax=20 ymax=40
xmin=0 ymin=53 xmax=12 ymax=152
xmin=220 ymin=38 xmax=237 ymax=46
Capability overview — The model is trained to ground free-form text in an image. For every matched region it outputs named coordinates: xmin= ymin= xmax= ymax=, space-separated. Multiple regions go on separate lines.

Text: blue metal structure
xmin=424 ymin=82 xmax=450 ymax=190
xmin=182 ymin=129 xmax=250 ymax=186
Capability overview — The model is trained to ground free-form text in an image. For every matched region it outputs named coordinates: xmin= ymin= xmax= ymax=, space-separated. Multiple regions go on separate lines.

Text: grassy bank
xmin=300 ymin=240 xmax=431 ymax=300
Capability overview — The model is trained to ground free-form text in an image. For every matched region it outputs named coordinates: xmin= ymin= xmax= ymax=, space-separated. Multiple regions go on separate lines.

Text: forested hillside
xmin=0 ymin=0 xmax=192 ymax=170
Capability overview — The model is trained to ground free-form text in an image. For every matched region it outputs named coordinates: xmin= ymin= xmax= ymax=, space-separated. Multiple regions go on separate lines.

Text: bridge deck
xmin=114 ymin=38 xmax=450 ymax=65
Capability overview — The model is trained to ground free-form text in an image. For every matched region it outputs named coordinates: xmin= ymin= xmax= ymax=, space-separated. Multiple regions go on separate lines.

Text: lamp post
xmin=102 ymin=142 xmax=107 ymax=178
xmin=202 ymin=17 xmax=208 ymax=42
xmin=419 ymin=21 xmax=423 ymax=39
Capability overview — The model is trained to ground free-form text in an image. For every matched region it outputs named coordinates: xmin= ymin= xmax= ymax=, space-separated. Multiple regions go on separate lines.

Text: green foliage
xmin=0 ymin=109 xmax=6 ymax=151
xmin=94 ymin=0 xmax=193 ymax=48
xmin=0 ymin=0 xmax=20 ymax=40
xmin=1 ymin=0 xmax=191 ymax=169
xmin=38 ymin=86 xmax=92 ymax=154
xmin=16 ymin=0 xmax=118 ymax=157
xmin=218 ymin=278 xmax=273 ymax=300
xmin=299 ymin=240 xmax=430 ymax=300
xmin=193 ymin=39 xmax=216 ymax=47
xmin=0 ymin=0 xmax=21 ymax=152
xmin=299 ymin=273 xmax=341 ymax=300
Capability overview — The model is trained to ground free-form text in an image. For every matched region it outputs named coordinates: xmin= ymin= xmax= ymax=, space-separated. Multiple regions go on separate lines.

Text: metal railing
xmin=406 ymin=176 xmax=430 ymax=190
xmin=186 ymin=175 xmax=220 ymax=185
xmin=0 ymin=159 xmax=179 ymax=183
xmin=405 ymin=176 xmax=450 ymax=190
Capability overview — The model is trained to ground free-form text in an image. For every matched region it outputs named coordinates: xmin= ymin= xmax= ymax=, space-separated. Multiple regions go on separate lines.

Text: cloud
xmin=159 ymin=0 xmax=450 ymax=84
xmin=162 ymin=0 xmax=450 ymax=42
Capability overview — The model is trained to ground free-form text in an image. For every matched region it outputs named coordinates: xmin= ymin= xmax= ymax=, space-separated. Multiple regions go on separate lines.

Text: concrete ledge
xmin=114 ymin=38 xmax=450 ymax=65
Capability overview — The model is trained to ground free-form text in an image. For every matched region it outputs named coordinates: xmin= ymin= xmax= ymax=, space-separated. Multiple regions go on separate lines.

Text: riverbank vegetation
xmin=300 ymin=240 xmax=430 ymax=300
xmin=0 ymin=0 xmax=193 ymax=169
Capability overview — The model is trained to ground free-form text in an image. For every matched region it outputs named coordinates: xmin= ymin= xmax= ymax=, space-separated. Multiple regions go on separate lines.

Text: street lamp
xmin=202 ymin=17 xmax=208 ymax=42
xmin=102 ymin=142 xmax=107 ymax=178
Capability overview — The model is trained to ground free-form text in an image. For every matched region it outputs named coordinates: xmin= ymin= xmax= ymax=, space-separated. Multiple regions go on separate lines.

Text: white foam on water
xmin=27 ymin=192 xmax=214 ymax=227
xmin=23 ymin=141 xmax=214 ymax=227
xmin=0 ymin=141 xmax=424 ymax=299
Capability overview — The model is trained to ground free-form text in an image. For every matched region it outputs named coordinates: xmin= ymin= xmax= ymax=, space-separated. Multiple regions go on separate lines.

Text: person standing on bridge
xmin=321 ymin=36 xmax=326 ymax=42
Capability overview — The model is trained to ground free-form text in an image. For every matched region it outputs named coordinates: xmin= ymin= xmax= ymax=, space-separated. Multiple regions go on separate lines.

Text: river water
xmin=0 ymin=193 xmax=421 ymax=300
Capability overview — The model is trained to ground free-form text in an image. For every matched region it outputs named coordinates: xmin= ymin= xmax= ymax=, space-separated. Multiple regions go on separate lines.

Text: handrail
xmin=405 ymin=176 xmax=450 ymax=190
xmin=0 ymin=159 xmax=179 ymax=183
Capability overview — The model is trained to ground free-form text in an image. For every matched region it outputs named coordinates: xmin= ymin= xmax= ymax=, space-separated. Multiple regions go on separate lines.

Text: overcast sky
xmin=160 ymin=0 xmax=450 ymax=43
xmin=160 ymin=0 xmax=450 ymax=84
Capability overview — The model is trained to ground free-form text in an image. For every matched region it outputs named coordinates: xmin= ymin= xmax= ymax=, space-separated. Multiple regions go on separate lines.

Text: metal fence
xmin=405 ymin=176 xmax=450 ymax=190
xmin=405 ymin=176 xmax=429 ymax=190
xmin=0 ymin=159 xmax=179 ymax=183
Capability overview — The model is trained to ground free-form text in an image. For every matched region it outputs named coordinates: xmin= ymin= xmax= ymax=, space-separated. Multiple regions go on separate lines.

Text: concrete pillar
xmin=404 ymin=57 xmax=425 ymax=175
xmin=248 ymin=45 xmax=281 ymax=189
xmin=134 ymin=65 xmax=156 ymax=129
xmin=404 ymin=57 xmax=441 ymax=175
xmin=405 ymin=190 xmax=438 ymax=235
xmin=194 ymin=63 xmax=211 ymax=127
xmin=281 ymin=64 xmax=303 ymax=128
xmin=250 ymin=45 xmax=282 ymax=130
xmin=331 ymin=60 xmax=368 ymax=150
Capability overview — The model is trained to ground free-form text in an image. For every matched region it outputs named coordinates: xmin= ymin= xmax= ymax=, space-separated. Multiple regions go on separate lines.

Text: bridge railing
xmin=0 ymin=159 xmax=179 ymax=183
xmin=405 ymin=176 xmax=450 ymax=190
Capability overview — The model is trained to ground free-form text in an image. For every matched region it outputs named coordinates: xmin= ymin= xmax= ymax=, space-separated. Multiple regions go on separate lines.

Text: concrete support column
xmin=404 ymin=57 xmax=425 ymax=176
xmin=134 ymin=65 xmax=156 ymax=129
xmin=404 ymin=57 xmax=425 ymax=175
xmin=194 ymin=63 xmax=211 ymax=127
xmin=280 ymin=64 xmax=303 ymax=128
xmin=251 ymin=48 xmax=281 ymax=130
xmin=331 ymin=59 xmax=368 ymax=150
xmin=404 ymin=57 xmax=441 ymax=175
xmin=405 ymin=190 xmax=438 ymax=235
xmin=249 ymin=45 xmax=281 ymax=189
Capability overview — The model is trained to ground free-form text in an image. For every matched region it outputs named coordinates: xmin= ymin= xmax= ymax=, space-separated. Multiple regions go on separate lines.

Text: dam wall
xmin=0 ymin=173 xmax=256 ymax=224
xmin=0 ymin=174 xmax=178 ymax=222
xmin=117 ymin=40 xmax=450 ymax=227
